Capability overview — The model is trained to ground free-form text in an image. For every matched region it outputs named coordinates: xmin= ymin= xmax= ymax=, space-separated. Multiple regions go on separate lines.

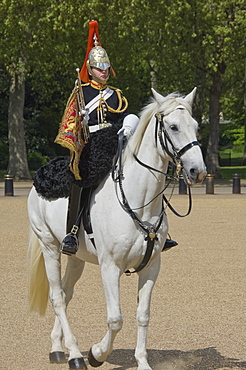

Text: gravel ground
xmin=1 ymin=182 xmax=246 ymax=370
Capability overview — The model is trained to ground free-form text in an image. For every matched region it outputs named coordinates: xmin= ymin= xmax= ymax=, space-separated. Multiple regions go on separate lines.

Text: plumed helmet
xmin=87 ymin=45 xmax=111 ymax=71
xmin=80 ymin=20 xmax=116 ymax=83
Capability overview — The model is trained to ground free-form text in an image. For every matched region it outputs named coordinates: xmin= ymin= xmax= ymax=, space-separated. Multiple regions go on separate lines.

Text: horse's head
xmin=152 ymin=88 xmax=207 ymax=185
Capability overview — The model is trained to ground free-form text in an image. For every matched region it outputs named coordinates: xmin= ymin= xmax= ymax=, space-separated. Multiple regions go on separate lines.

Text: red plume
xmin=80 ymin=20 xmax=116 ymax=83
xmin=80 ymin=20 xmax=101 ymax=83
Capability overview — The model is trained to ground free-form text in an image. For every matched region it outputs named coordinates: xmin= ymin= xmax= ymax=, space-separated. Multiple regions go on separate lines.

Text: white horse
xmin=27 ymin=88 xmax=206 ymax=370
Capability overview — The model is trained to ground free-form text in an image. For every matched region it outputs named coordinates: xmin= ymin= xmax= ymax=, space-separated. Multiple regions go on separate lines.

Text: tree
xmin=8 ymin=63 xmax=31 ymax=179
xmin=195 ymin=0 xmax=245 ymax=176
xmin=0 ymin=1 xmax=33 ymax=179
xmin=145 ymin=0 xmax=245 ymax=177
xmin=0 ymin=0 xmax=88 ymax=179
xmin=0 ymin=0 xmax=245 ymax=179
xmin=244 ymin=59 xmax=246 ymax=164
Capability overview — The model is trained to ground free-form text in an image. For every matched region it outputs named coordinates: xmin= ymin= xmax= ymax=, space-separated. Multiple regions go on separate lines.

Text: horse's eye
xmin=170 ymin=125 xmax=178 ymax=132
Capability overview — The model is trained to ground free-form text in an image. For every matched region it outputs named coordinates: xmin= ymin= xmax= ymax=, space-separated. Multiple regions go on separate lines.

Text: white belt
xmin=89 ymin=122 xmax=112 ymax=133
xmin=89 ymin=125 xmax=100 ymax=133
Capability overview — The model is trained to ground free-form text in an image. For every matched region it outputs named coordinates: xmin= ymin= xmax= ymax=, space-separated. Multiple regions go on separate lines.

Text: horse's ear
xmin=184 ymin=87 xmax=197 ymax=106
xmin=151 ymin=88 xmax=164 ymax=104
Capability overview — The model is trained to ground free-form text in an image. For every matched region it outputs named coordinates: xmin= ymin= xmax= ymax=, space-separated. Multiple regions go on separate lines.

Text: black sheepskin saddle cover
xmin=34 ymin=123 xmax=121 ymax=199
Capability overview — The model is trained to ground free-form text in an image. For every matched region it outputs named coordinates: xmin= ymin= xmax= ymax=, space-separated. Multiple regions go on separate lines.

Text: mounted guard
xmin=28 ymin=84 xmax=206 ymax=369
xmin=55 ymin=20 xmax=139 ymax=256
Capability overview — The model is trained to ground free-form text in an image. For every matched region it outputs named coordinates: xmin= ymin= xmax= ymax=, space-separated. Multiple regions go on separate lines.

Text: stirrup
xmin=60 ymin=226 xmax=79 ymax=256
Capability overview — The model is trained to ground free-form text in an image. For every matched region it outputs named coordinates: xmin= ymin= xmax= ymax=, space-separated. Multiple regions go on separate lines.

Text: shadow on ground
xmin=95 ymin=347 xmax=246 ymax=369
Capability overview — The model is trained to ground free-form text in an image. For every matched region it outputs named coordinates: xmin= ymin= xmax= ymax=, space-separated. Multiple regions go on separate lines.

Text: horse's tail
xmin=27 ymin=227 xmax=49 ymax=316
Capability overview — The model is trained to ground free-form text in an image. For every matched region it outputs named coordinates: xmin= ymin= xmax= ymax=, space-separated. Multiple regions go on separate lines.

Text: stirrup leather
xmin=71 ymin=225 xmax=79 ymax=235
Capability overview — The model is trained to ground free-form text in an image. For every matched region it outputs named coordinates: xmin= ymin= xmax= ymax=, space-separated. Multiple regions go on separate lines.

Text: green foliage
xmin=221 ymin=124 xmax=244 ymax=147
xmin=221 ymin=95 xmax=244 ymax=126
xmin=27 ymin=152 xmax=48 ymax=171
xmin=0 ymin=0 xmax=245 ymax=166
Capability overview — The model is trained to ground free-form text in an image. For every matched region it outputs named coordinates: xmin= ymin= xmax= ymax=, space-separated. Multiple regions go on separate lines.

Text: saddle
xmin=34 ymin=122 xmax=122 ymax=200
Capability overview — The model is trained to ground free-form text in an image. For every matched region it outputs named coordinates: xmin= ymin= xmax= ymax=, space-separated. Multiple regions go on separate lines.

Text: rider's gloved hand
xmin=117 ymin=114 xmax=139 ymax=139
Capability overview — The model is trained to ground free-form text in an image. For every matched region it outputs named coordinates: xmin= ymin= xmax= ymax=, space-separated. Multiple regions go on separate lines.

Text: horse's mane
xmin=126 ymin=92 xmax=192 ymax=158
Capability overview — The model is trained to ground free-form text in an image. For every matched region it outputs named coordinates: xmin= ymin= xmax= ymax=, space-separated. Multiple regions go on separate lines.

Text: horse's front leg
xmin=88 ymin=262 xmax=122 ymax=367
xmin=50 ymin=256 xmax=85 ymax=363
xmin=135 ymin=255 xmax=161 ymax=370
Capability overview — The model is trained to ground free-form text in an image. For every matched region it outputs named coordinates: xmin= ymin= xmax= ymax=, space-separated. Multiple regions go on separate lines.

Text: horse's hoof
xmin=68 ymin=357 xmax=87 ymax=370
xmin=49 ymin=351 xmax=67 ymax=363
xmin=88 ymin=348 xmax=104 ymax=367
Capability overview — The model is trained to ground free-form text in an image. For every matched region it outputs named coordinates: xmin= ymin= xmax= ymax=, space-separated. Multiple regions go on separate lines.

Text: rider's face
xmin=91 ymin=67 xmax=109 ymax=83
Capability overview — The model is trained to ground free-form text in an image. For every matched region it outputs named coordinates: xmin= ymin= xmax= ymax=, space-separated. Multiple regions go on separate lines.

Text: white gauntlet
xmin=117 ymin=114 xmax=139 ymax=139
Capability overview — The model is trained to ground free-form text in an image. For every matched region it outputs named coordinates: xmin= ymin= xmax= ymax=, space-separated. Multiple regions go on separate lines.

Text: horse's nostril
xmin=190 ymin=168 xmax=197 ymax=177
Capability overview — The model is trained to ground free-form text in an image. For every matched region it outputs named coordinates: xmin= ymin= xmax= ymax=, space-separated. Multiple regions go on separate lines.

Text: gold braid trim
xmin=105 ymin=87 xmax=128 ymax=113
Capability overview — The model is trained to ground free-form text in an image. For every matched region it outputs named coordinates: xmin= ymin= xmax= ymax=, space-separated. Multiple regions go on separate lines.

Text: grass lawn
xmin=219 ymin=166 xmax=246 ymax=180
xmin=219 ymin=149 xmax=243 ymax=167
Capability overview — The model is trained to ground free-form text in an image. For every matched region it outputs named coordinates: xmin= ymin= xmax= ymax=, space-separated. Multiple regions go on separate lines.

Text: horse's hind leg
xmin=88 ymin=263 xmax=122 ymax=367
xmin=40 ymin=239 xmax=87 ymax=369
xmin=135 ymin=256 xmax=161 ymax=370
xmin=50 ymin=256 xmax=85 ymax=362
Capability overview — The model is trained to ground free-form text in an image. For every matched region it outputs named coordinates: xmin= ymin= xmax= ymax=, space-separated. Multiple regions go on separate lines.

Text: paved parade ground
xmin=1 ymin=180 xmax=246 ymax=369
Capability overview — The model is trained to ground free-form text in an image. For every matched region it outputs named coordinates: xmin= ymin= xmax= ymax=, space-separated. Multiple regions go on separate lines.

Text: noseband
xmin=155 ymin=112 xmax=200 ymax=173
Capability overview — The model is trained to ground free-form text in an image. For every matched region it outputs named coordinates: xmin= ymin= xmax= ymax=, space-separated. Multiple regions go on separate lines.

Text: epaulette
xmin=107 ymin=85 xmax=123 ymax=94
xmin=105 ymin=86 xmax=128 ymax=113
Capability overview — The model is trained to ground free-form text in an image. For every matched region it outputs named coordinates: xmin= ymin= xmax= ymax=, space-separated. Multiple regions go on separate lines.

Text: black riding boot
xmin=162 ymin=238 xmax=178 ymax=252
xmin=60 ymin=184 xmax=82 ymax=256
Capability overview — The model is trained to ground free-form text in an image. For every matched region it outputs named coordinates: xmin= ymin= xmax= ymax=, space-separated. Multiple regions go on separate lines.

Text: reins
xmin=133 ymin=153 xmax=192 ymax=217
xmin=113 ymin=131 xmax=164 ymax=274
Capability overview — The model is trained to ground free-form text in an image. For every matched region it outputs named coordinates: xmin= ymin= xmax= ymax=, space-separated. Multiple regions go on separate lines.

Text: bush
xmin=28 ymin=152 xmax=48 ymax=171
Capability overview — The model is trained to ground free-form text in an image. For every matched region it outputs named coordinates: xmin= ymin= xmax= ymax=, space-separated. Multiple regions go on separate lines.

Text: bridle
xmin=112 ymin=107 xmax=200 ymax=274
xmin=154 ymin=111 xmax=200 ymax=175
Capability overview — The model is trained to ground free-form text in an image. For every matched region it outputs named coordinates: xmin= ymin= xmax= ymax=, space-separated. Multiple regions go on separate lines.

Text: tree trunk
xmin=242 ymin=58 xmax=246 ymax=165
xmin=8 ymin=70 xmax=31 ymax=180
xmin=205 ymin=65 xmax=225 ymax=177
